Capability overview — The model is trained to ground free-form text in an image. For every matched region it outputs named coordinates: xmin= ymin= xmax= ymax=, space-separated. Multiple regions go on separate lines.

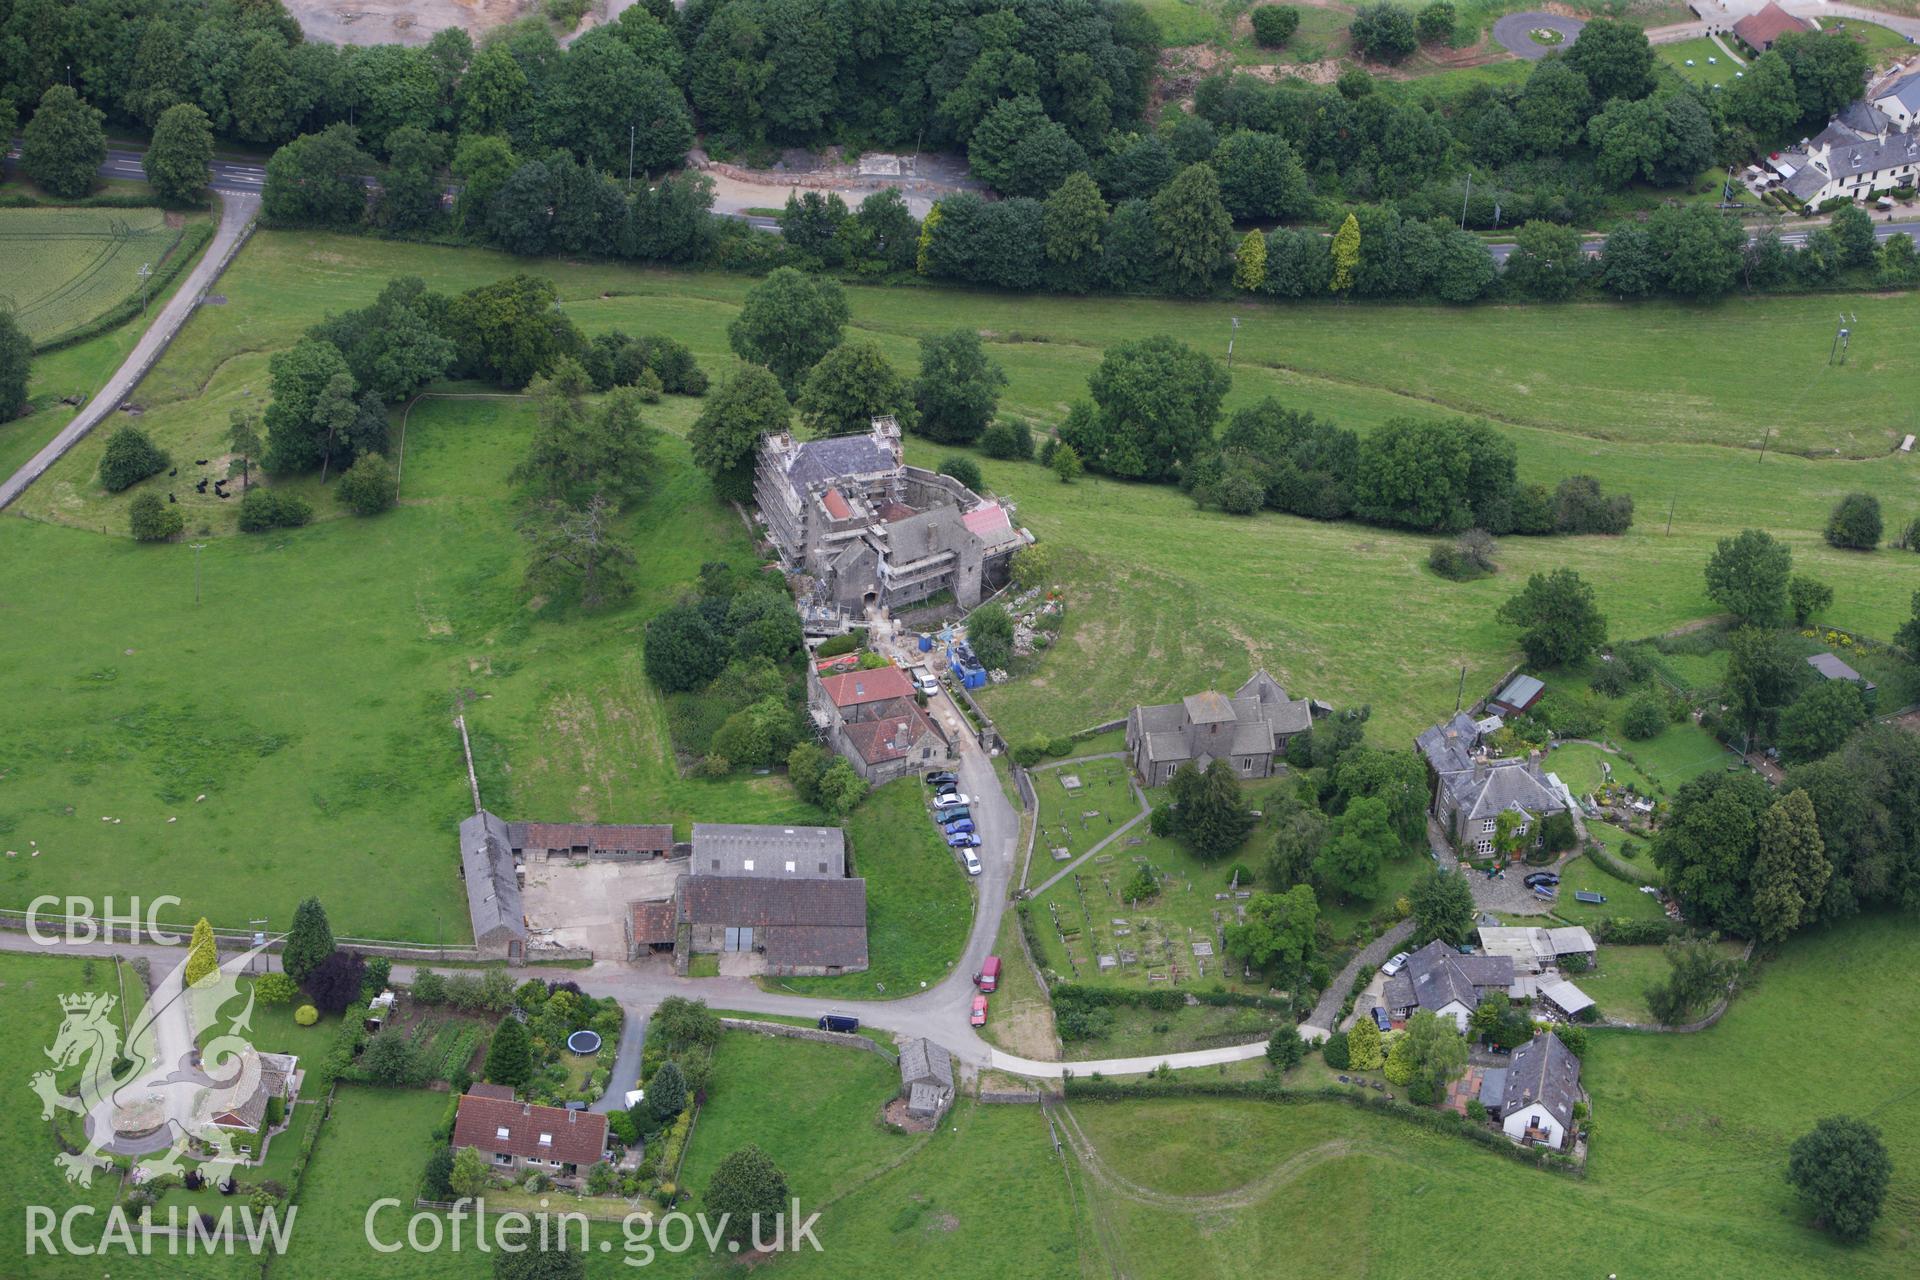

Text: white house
xmin=1874 ymin=70 xmax=1920 ymax=131
xmin=1773 ymin=97 xmax=1920 ymax=206
xmin=1498 ymin=1032 xmax=1583 ymax=1151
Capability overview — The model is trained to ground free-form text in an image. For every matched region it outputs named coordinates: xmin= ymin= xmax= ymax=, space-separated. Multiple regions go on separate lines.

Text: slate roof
xmin=691 ymin=824 xmax=847 ymax=878
xmin=1879 ymin=71 xmax=1920 ymax=111
xmin=459 ymin=811 xmax=527 ymax=948
xmin=1236 ymin=671 xmax=1314 ymax=735
xmin=907 ymin=1082 xmax=946 ymax=1116
xmin=1806 ymin=652 xmax=1869 ymax=684
xmin=1440 ymin=759 xmax=1568 ymax=825
xmin=1821 ymin=127 xmax=1920 ymax=181
xmin=782 ymin=433 xmax=898 ymax=491
xmin=841 ymin=703 xmax=944 ymax=766
xmin=1417 ymin=712 xmax=1483 ymax=777
xmin=1503 ymin=1032 xmax=1582 ymax=1133
xmin=508 ymin=822 xmax=673 ymax=856
xmin=1182 ymin=691 xmax=1237 ymax=724
xmin=1132 ymin=671 xmax=1311 ymax=764
xmin=454 ymin=1093 xmax=608 ymax=1167
xmin=1733 ymin=2 xmax=1810 ymax=48
xmin=1837 ymin=98 xmax=1893 ymax=135
xmin=898 ymin=1037 xmax=954 ymax=1092
xmin=886 ymin=505 xmax=968 ymax=566
xmin=819 ymin=666 xmax=915 ymax=709
xmin=677 ymin=874 xmax=869 ymax=970
xmin=1389 ymin=939 xmax=1513 ymax=1015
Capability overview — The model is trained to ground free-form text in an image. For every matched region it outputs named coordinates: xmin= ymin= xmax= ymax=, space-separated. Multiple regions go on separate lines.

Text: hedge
xmin=1062 ymin=1076 xmax=1582 ymax=1175
xmin=32 ymin=220 xmax=217 ymax=354
xmin=1584 ymin=841 xmax=1658 ymax=887
xmin=1051 ymin=983 xmax=1291 ymax=1013
xmin=1593 ymin=917 xmax=1682 ymax=945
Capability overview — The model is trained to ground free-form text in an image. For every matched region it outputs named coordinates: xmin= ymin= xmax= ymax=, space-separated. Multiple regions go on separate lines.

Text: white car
xmin=912 ymin=670 xmax=941 ymax=696
xmin=623 ymin=1089 xmax=644 ymax=1110
xmin=935 ymin=793 xmax=973 ymax=808
xmin=962 ymin=849 xmax=983 ymax=876
xmin=1381 ymin=951 xmax=1411 ymax=977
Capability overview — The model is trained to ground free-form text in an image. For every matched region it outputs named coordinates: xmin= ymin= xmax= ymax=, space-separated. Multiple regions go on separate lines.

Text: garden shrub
xmin=1322 ymin=1030 xmax=1350 ymax=1069
xmin=254 ymin=973 xmax=299 ymax=1005
xmin=1623 ymin=692 xmax=1667 ymax=740
xmin=99 ymin=426 xmax=170 ymax=493
xmin=129 ymin=491 xmax=184 ymax=542
xmin=238 ymin=488 xmax=313 ymax=532
xmin=294 ymin=1004 xmax=319 ymax=1026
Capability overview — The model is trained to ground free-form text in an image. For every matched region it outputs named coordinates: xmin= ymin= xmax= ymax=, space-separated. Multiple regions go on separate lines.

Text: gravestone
xmin=1060 ymin=775 xmax=1082 ymax=791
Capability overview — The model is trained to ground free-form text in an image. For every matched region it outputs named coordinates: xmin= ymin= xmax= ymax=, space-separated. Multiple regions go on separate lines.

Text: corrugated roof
xmin=510 ymin=822 xmax=673 ymax=855
xmin=691 ymin=824 xmax=847 ymax=879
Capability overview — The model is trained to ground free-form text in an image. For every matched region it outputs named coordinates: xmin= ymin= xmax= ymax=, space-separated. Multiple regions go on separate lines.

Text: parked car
xmin=1524 ymin=872 xmax=1560 ymax=888
xmin=962 ymin=849 xmax=983 ymax=876
xmin=970 ymin=994 xmax=988 ymax=1026
xmin=912 ymin=670 xmax=941 ymax=696
xmin=818 ymin=1013 xmax=860 ymax=1033
xmin=977 ymin=956 xmax=1001 ymax=992
xmin=925 ymin=771 xmax=959 ymax=789
xmin=1381 ymin=951 xmax=1410 ymax=977
xmin=1370 ymin=1006 xmax=1391 ymax=1033
xmin=623 ymin=1089 xmax=644 ymax=1110
xmin=945 ymin=832 xmax=981 ymax=849
xmin=935 ymin=792 xmax=974 ymax=808
xmin=943 ymin=819 xmax=976 ymax=836
xmin=934 ymin=805 xmax=971 ymax=824
xmin=1532 ymin=885 xmax=1558 ymax=901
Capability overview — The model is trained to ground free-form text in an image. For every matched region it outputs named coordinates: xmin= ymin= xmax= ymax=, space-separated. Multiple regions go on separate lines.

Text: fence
xmin=979 ymin=1089 xmax=1046 ymax=1105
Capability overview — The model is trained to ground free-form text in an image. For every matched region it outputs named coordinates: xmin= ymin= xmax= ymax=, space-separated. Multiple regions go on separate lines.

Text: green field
xmin=0 ymin=206 xmax=185 ymax=344
xmin=775 ymin=778 xmax=975 ymax=999
xmin=1658 ymin=36 xmax=1741 ymax=89
xmin=1575 ymin=938 xmax=1745 ymax=1023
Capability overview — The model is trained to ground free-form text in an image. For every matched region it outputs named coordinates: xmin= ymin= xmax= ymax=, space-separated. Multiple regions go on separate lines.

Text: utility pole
xmin=1757 ymin=427 xmax=1773 ymax=465
xmin=1459 ymin=172 xmax=1471 ymax=231
xmin=1454 ymin=664 xmax=1467 ymax=713
xmin=628 ymin=124 xmax=636 ymax=190
xmin=190 ymin=543 xmax=207 ymax=606
xmin=1226 ymin=316 xmax=1238 ymax=370
xmin=137 ymin=261 xmax=152 ymax=315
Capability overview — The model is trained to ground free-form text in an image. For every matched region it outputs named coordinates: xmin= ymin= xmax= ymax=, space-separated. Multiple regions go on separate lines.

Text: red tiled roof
xmin=822 ymin=487 xmax=853 ymax=520
xmin=467 ymin=1083 xmax=517 ymax=1101
xmin=630 ymin=899 xmax=677 ymax=945
xmin=840 ymin=703 xmax=944 ymax=765
xmin=512 ymin=822 xmax=674 ymax=854
xmin=962 ymin=503 xmax=1011 ymax=538
xmin=454 ymin=1093 xmax=607 ymax=1167
xmin=818 ymin=665 xmax=914 ymax=708
xmin=1734 ymin=2 xmax=1809 ymax=47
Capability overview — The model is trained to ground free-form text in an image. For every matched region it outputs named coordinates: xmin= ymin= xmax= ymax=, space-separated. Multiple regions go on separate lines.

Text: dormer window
xmin=539 ymin=1133 xmax=553 ymax=1147
xmin=496 ymin=1127 xmax=510 ymax=1141
xmin=743 ymin=859 xmax=755 ymax=872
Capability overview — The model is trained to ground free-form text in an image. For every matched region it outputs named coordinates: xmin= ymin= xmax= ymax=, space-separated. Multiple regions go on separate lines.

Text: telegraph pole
xmin=1460 ymin=172 xmax=1471 ymax=231
xmin=628 ymin=124 xmax=636 ymax=190
xmin=138 ymin=262 xmax=152 ymax=315
xmin=190 ymin=543 xmax=207 ymax=606
xmin=1226 ymin=316 xmax=1238 ymax=370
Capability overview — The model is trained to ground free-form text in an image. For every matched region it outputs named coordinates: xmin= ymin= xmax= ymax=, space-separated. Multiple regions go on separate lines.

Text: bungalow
xmin=1382 ymin=939 xmax=1514 ymax=1032
xmin=1731 ymin=1 xmax=1810 ymax=53
xmin=808 ymin=664 xmax=952 ymax=783
xmin=1493 ymin=1032 xmax=1584 ymax=1150
xmin=1126 ymin=671 xmax=1313 ymax=787
xmin=200 ymin=1050 xmax=299 ymax=1133
xmin=452 ymin=1089 xmax=608 ymax=1183
xmin=1477 ymin=925 xmax=1597 ymax=975
xmin=1806 ymin=652 xmax=1877 ymax=706
xmin=898 ymin=1037 xmax=955 ymax=1123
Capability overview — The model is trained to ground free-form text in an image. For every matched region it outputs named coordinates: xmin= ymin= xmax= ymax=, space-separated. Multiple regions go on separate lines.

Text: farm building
xmin=898 ymin=1037 xmax=955 ymax=1123
xmin=690 ymin=823 xmax=847 ymax=879
xmin=808 ymin=664 xmax=953 ymax=783
xmin=506 ymin=821 xmax=674 ymax=862
xmin=1539 ymin=979 xmax=1596 ymax=1021
xmin=675 ymin=875 xmax=868 ymax=976
xmin=1494 ymin=1032 xmax=1584 ymax=1151
xmin=1477 ymin=926 xmax=1596 ymax=975
xmin=1731 ymin=1 xmax=1809 ymax=52
xmin=1126 ymin=670 xmax=1313 ymax=787
xmin=1806 ymin=652 xmax=1877 ymax=705
xmin=459 ymin=810 xmax=529 ymax=961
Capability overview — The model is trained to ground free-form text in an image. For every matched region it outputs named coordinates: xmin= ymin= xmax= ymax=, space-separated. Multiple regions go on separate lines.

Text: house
xmin=1489 ymin=674 xmax=1545 ymax=718
xmin=1772 ymin=104 xmax=1920 ymax=206
xmin=1416 ymin=711 xmax=1484 ymax=788
xmin=755 ymin=416 xmax=1027 ymax=618
xmin=1126 ymin=671 xmax=1314 ymax=787
xmin=1477 ymin=925 xmax=1596 ymax=975
xmin=673 ymin=874 xmax=869 ymax=975
xmin=1538 ymin=979 xmax=1596 ymax=1021
xmin=1806 ymin=652 xmax=1877 ymax=706
xmin=1877 ymin=69 xmax=1920 ymax=130
xmin=808 ymin=664 xmax=953 ymax=783
xmin=1731 ymin=1 xmax=1809 ymax=52
xmin=506 ymin=821 xmax=674 ymax=862
xmin=452 ymin=1090 xmax=608 ymax=1182
xmin=1436 ymin=754 xmax=1572 ymax=856
xmin=1382 ymin=939 xmax=1514 ymax=1032
xmin=459 ymin=810 xmax=528 ymax=961
xmin=897 ymin=1037 xmax=955 ymax=1122
xmin=1494 ymin=1032 xmax=1583 ymax=1150
xmin=200 ymin=1050 xmax=299 ymax=1132
xmin=690 ymin=823 xmax=847 ymax=879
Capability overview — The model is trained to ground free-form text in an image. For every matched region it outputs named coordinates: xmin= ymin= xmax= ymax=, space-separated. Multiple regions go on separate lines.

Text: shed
xmin=1806 ymin=652 xmax=1876 ymax=703
xmin=1539 ymin=979 xmax=1595 ymax=1020
xmin=1490 ymin=675 xmax=1545 ymax=717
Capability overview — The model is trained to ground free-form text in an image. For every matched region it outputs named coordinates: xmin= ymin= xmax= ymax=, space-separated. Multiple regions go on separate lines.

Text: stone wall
xmin=717 ymin=1017 xmax=898 ymax=1061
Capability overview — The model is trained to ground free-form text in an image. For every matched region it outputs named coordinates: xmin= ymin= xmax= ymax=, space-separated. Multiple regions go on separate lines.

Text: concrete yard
xmin=519 ymin=857 xmax=685 ymax=958
xmin=284 ymin=0 xmax=541 ymax=47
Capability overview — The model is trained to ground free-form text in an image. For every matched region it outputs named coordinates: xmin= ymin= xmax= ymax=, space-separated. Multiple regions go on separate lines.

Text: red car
xmin=969 ymin=994 xmax=988 ymax=1026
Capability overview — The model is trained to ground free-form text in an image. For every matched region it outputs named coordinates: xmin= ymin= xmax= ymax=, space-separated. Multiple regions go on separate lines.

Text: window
xmin=1481 ymin=819 xmax=1496 ymax=834
xmin=494 ymin=1152 xmax=513 ymax=1165
xmin=785 ymin=860 xmax=796 ymax=873
xmin=1241 ymin=758 xmax=1252 ymax=772
xmin=1476 ymin=840 xmax=1492 ymax=856
xmin=496 ymin=1127 xmax=510 ymax=1141
xmin=743 ymin=859 xmax=755 ymax=872
xmin=538 ymin=1134 xmax=553 ymax=1147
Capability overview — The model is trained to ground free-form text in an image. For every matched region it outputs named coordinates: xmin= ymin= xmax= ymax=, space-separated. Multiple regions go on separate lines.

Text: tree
xmin=939 ymin=455 xmax=984 ymax=494
xmin=1267 ymin=1026 xmax=1305 ymax=1069
xmin=227 ymin=410 xmax=264 ymax=492
xmin=129 ymin=492 xmax=184 ymax=542
xmin=1749 ymin=788 xmax=1830 ymax=941
xmin=1149 ymin=163 xmax=1233 ymax=294
xmin=1503 ymin=220 xmax=1585 ymax=300
xmin=1083 ymin=336 xmax=1230 ymax=481
xmin=262 ymin=339 xmax=357 ymax=476
xmin=1214 ymin=131 xmax=1311 ymax=222
xmin=1233 ymin=229 xmax=1268 ymax=293
xmin=1787 ymin=575 xmax=1833 ymax=627
xmin=1588 ymin=93 xmax=1715 ymax=190
xmin=1705 ymin=529 xmax=1791 ymax=626
xmin=1898 ymin=590 xmax=1920 ymax=657
xmin=1723 ymin=625 xmax=1800 ymax=746
xmin=966 ymin=604 xmax=1015 ymax=671
xmin=185 ymin=918 xmax=218 ymax=988
xmin=1346 ymin=1015 xmax=1385 ymax=1070
xmin=1051 ymin=441 xmax=1083 ymax=483
xmin=1042 ymin=171 xmax=1109 ymax=293
xmin=98 ymin=427 xmax=171 ymax=493
xmin=1349 ymin=2 xmax=1418 ymax=63
xmin=1251 ymin=6 xmax=1301 ymax=47
xmin=912 ymin=330 xmax=1005 ymax=445
xmin=493 ymin=1235 xmax=587 ymax=1280
xmin=237 ymin=489 xmax=313 ymax=533
xmin=484 ymin=1015 xmax=533 ymax=1089
xmin=728 ymin=268 xmax=849 ymax=397
xmin=517 ymin=363 xmax=658 ymax=508
xmin=1563 ymin=17 xmax=1655 ymax=102
xmin=646 ymin=1060 xmax=688 ymax=1123
xmin=1652 ymin=772 xmax=1771 ymax=930
xmin=147 ymin=104 xmax=215 ymax=204
xmin=363 ymin=1032 xmax=418 ymax=1086
xmin=797 ymin=341 xmax=910 ymax=438
xmin=1316 ymin=795 xmax=1394 ymax=898
xmin=279 ymin=898 xmax=334 ymax=984
xmin=303 ymin=949 xmax=365 ymax=1014
xmin=1496 ymin=569 xmax=1606 ymax=667
xmin=1824 ymin=492 xmax=1881 ymax=551
xmin=1401 ymin=1008 xmax=1467 ymax=1091
xmin=522 ymin=496 xmax=636 ymax=610
xmin=1330 ymin=213 xmax=1360 ymax=295
xmin=705 ymin=1145 xmax=789 ymax=1242
xmin=1517 ymin=59 xmax=1592 ymax=158
xmin=1726 ymin=50 xmax=1801 ymax=138
xmin=1876 ymin=233 xmax=1920 ymax=288
xmin=1775 ymin=31 xmax=1873 ymax=126
xmin=690 ymin=365 xmax=788 ymax=502
xmin=336 ymin=453 xmax=398 ymax=516
xmin=263 ymin=125 xmax=371 ymax=228
xmin=1643 ymin=933 xmax=1743 ymax=1023
xmin=1265 ymin=797 xmax=1327 ymax=889
xmin=1409 ymin=867 xmax=1474 ymax=946
xmin=0 ymin=310 xmax=28 ymax=419
xmin=644 ymin=604 xmax=729 ymax=692
xmin=20 ymin=86 xmax=106 ymax=198
xmin=1623 ymin=691 xmax=1667 ymax=741
xmin=1178 ymin=759 xmax=1257 ymax=859
xmin=1787 ymin=1115 xmax=1891 ymax=1242
xmin=1777 ymin=679 xmax=1867 ymax=765
xmin=450 ymin=1145 xmax=491 ymax=1198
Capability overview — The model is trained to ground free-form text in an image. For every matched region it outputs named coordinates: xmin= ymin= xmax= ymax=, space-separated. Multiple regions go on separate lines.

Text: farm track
xmin=1052 ymin=1101 xmax=1358 ymax=1212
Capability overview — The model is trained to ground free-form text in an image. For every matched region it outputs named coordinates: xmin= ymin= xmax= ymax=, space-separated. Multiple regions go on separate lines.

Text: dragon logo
xmin=32 ymin=940 xmax=274 ymax=1188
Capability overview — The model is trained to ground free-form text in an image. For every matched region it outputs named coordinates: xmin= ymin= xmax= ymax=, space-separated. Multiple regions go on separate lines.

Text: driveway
xmin=590 ymin=1005 xmax=647 ymax=1114
xmin=1492 ymin=13 xmax=1586 ymax=59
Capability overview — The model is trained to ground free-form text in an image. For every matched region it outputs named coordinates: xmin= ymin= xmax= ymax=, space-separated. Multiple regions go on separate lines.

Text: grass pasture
xmin=0 ymin=206 xmax=184 ymax=345
xmin=1658 ymin=36 xmax=1740 ymax=89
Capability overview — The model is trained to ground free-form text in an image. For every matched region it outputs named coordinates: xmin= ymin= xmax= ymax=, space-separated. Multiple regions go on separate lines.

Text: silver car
xmin=1381 ymin=951 xmax=1411 ymax=977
